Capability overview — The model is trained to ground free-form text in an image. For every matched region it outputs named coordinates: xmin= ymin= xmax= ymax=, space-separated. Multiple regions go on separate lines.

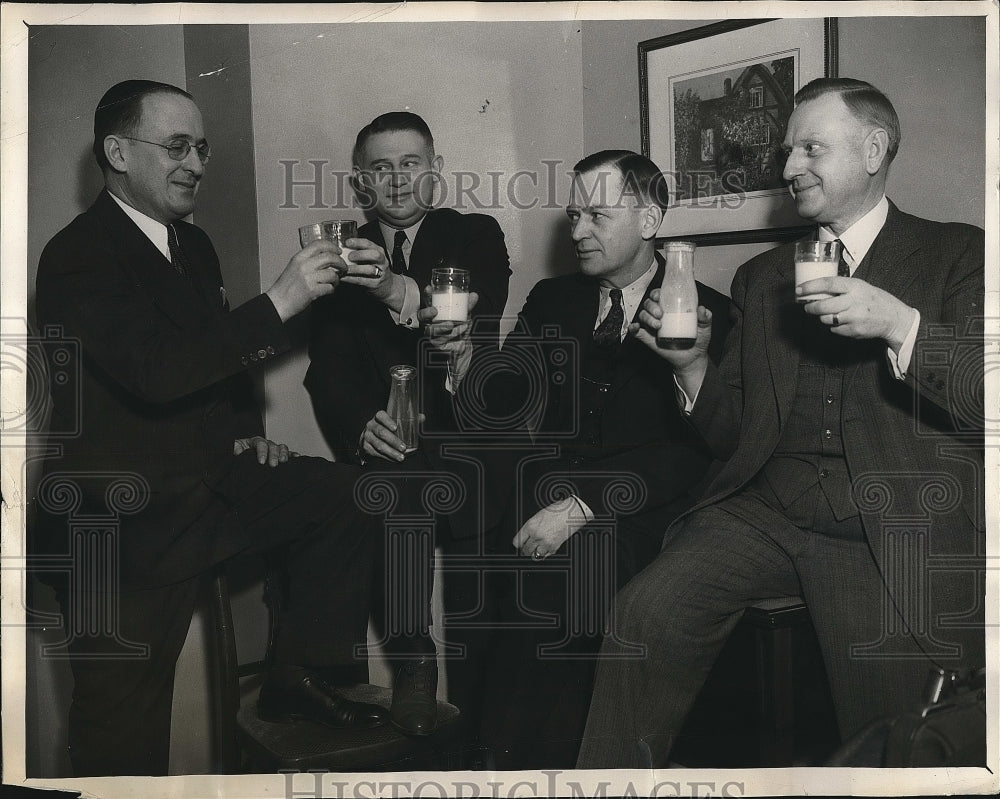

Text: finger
xmin=641 ymin=298 xmax=663 ymax=320
xmin=632 ymin=326 xmax=658 ymax=349
xmin=268 ymin=444 xmax=281 ymax=467
xmin=373 ymin=410 xmax=398 ymax=430
xmin=467 ymin=291 xmax=480 ymax=313
xmin=254 ymin=438 xmax=269 ymax=465
xmin=637 ymin=308 xmax=662 ymax=331
xmin=277 ymin=444 xmax=290 ymax=464
xmin=696 ymin=306 xmax=714 ymax=324
xmin=363 ymin=432 xmax=406 ymax=461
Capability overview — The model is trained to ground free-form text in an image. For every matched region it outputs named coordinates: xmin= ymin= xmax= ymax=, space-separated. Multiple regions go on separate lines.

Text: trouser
xmin=480 ymin=517 xmax=663 ymax=770
xmin=576 ymin=491 xmax=985 ymax=768
xmin=52 ymin=453 xmax=375 ymax=776
xmin=364 ymin=455 xmax=501 ymax=727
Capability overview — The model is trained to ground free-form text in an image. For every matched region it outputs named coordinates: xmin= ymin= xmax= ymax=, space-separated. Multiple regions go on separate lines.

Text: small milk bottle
xmin=656 ymin=241 xmax=698 ymax=349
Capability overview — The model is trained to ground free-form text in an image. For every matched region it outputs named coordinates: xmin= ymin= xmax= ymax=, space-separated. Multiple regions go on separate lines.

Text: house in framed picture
xmin=673 ymin=57 xmax=794 ymax=201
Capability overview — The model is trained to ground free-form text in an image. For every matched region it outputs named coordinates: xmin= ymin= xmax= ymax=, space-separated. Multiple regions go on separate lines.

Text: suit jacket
xmin=685 ymin=202 xmax=985 ymax=568
xmin=34 ymin=190 xmax=291 ymax=587
xmin=305 ymin=207 xmax=511 ymax=536
xmin=488 ymin=256 xmax=731 ymax=543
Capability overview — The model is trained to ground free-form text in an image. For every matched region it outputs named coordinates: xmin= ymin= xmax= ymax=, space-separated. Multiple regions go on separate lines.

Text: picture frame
xmin=640 ymin=18 xmax=839 ymax=245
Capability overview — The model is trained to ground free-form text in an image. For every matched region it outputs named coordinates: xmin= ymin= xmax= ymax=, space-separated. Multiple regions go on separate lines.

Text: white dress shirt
xmin=379 ymin=218 xmax=424 ymax=329
xmin=109 ymin=192 xmax=169 ymax=260
xmin=594 ymin=259 xmax=660 ymax=342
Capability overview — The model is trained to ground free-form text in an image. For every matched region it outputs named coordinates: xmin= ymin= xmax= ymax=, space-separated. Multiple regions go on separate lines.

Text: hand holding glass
xmin=298 ymin=220 xmax=358 ymax=275
xmin=795 ymin=240 xmax=842 ymax=302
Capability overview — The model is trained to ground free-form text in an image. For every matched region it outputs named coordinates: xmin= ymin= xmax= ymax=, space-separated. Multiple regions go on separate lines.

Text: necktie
xmin=834 ymin=239 xmax=851 ymax=277
xmin=390 ymin=229 xmax=408 ymax=274
xmin=593 ymin=289 xmax=624 ymax=346
xmin=167 ymin=224 xmax=191 ymax=277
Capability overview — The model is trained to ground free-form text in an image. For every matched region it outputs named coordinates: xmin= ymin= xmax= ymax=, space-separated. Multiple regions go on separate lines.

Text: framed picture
xmin=640 ymin=18 xmax=838 ymax=245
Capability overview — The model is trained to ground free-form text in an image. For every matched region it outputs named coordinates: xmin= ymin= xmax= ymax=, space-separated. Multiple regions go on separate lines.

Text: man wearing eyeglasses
xmin=33 ymin=80 xmax=389 ymax=776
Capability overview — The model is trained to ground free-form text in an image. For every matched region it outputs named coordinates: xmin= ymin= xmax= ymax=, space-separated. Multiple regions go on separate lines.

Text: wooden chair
xmin=207 ymin=564 xmax=462 ymax=773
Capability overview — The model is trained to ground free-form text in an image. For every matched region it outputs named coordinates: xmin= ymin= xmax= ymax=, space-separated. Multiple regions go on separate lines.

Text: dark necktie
xmin=167 ymin=224 xmax=191 ymax=277
xmin=834 ymin=239 xmax=851 ymax=277
xmin=390 ymin=229 xmax=408 ymax=274
xmin=593 ymin=288 xmax=624 ymax=347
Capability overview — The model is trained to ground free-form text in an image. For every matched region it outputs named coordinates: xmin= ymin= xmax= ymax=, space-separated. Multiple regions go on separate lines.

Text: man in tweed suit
xmin=578 ymin=78 xmax=985 ymax=768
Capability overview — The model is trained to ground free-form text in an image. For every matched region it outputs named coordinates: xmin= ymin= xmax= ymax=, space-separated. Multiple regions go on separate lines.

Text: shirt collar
xmin=108 ymin=191 xmax=170 ymax=261
xmin=379 ymin=217 xmax=425 ymax=255
xmin=596 ymin=258 xmax=659 ymax=333
xmin=818 ymin=195 xmax=889 ymax=269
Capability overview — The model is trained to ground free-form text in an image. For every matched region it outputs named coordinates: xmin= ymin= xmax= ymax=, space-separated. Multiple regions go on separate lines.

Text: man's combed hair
xmin=795 ymin=77 xmax=901 ymax=164
xmin=93 ymin=80 xmax=193 ymax=172
xmin=353 ymin=111 xmax=434 ymax=165
xmin=573 ymin=150 xmax=671 ymax=210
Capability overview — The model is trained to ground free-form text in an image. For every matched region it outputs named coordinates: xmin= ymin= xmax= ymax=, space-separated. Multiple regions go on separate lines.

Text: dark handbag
xmin=827 ymin=667 xmax=986 ymax=767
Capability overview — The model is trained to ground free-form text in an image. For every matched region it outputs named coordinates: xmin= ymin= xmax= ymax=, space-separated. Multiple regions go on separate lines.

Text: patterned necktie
xmin=593 ymin=289 xmax=624 ymax=346
xmin=167 ymin=224 xmax=191 ymax=277
xmin=390 ymin=229 xmax=408 ymax=274
xmin=834 ymin=239 xmax=851 ymax=277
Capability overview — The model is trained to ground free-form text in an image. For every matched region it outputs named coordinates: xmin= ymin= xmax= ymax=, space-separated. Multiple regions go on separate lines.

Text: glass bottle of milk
xmin=657 ymin=241 xmax=698 ymax=349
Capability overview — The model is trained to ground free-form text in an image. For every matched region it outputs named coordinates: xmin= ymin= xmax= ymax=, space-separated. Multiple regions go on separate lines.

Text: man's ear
xmin=104 ymin=136 xmax=128 ymax=174
xmin=865 ymin=128 xmax=890 ymax=176
xmin=431 ymin=153 xmax=444 ymax=177
xmin=640 ymin=203 xmax=664 ymax=241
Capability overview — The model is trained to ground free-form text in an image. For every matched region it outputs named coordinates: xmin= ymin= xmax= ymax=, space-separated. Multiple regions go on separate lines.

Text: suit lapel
xmin=851 ymin=202 xmax=921 ymax=301
xmin=408 ymin=210 xmax=448 ymax=289
xmin=762 ymin=242 xmax=802 ymax=429
xmin=95 ymin=192 xmax=208 ymax=327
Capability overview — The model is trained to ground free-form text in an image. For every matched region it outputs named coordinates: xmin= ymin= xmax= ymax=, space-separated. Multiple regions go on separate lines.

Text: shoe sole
xmin=258 ymin=707 xmax=388 ymax=730
xmin=390 ymin=718 xmax=438 ymax=737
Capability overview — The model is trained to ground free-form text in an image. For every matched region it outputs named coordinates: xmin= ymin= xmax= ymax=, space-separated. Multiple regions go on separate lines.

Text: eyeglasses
xmin=121 ymin=136 xmax=212 ymax=164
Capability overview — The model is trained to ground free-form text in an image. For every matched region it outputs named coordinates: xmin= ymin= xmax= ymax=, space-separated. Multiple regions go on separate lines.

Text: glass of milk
xmin=430 ymin=267 xmax=470 ymax=323
xmin=794 ymin=240 xmax=841 ymax=302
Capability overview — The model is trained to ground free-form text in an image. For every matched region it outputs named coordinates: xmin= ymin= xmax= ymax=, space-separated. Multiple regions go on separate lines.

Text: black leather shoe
xmin=258 ymin=672 xmax=387 ymax=729
xmin=390 ymin=657 xmax=439 ymax=736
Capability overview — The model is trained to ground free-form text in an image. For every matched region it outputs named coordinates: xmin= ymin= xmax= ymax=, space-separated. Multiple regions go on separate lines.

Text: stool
xmin=743 ymin=596 xmax=811 ymax=765
xmin=208 ymin=563 xmax=463 ymax=772
xmin=672 ymin=596 xmax=838 ymax=767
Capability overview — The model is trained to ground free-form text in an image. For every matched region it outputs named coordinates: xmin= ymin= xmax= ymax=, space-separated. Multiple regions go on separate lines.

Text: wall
xmin=248 ymin=21 xmax=584 ymax=456
xmin=580 ymin=16 xmax=987 ymax=298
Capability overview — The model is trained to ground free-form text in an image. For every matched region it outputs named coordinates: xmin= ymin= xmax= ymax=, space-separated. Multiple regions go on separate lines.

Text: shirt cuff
xmin=444 ymin=344 xmax=475 ymax=395
xmin=570 ymin=494 xmax=595 ymax=523
xmin=388 ymin=275 xmax=421 ymax=328
xmin=673 ymin=375 xmax=699 ymax=414
xmin=887 ymin=308 xmax=920 ymax=379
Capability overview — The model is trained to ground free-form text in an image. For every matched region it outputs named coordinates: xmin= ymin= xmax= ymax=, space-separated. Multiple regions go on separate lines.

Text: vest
xmin=749 ymin=263 xmax=881 ymax=539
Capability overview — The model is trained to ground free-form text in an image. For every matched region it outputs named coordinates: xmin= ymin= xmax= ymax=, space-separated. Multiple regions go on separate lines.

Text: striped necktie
xmin=167 ymin=224 xmax=191 ymax=277
xmin=593 ymin=289 xmax=624 ymax=346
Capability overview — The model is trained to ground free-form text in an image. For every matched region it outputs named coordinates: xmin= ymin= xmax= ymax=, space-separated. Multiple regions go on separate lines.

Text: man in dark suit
xmin=473 ymin=150 xmax=730 ymax=769
xmin=33 ymin=80 xmax=389 ymax=777
xmin=305 ymin=112 xmax=511 ymax=736
xmin=577 ymin=78 xmax=986 ymax=768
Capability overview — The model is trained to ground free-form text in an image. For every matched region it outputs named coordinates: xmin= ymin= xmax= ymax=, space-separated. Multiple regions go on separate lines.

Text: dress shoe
xmin=390 ymin=657 xmax=438 ymax=736
xmin=258 ymin=671 xmax=387 ymax=729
